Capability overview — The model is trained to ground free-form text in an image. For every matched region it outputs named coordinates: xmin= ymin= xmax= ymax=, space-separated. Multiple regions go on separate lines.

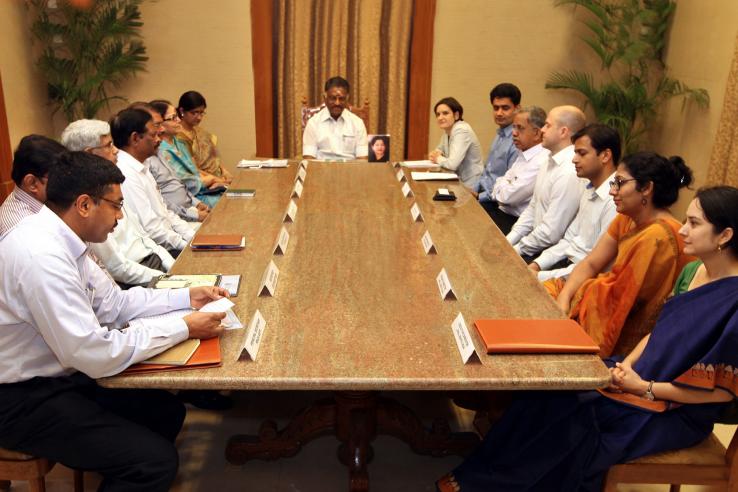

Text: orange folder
xmin=122 ymin=336 xmax=222 ymax=374
xmin=474 ymin=319 xmax=600 ymax=354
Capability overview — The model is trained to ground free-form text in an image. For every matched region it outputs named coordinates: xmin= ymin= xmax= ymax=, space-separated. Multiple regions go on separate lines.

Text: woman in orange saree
xmin=545 ymin=152 xmax=694 ymax=356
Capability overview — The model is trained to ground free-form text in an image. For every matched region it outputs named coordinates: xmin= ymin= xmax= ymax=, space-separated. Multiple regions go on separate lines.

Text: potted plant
xmin=546 ymin=0 xmax=709 ymax=153
xmin=27 ymin=0 xmax=148 ymax=122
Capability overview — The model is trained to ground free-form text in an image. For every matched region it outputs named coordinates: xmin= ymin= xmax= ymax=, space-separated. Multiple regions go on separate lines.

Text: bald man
xmin=507 ymin=105 xmax=586 ymax=259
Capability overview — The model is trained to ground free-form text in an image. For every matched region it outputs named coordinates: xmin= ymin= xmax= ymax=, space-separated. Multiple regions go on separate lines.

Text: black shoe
xmin=178 ymin=390 xmax=234 ymax=410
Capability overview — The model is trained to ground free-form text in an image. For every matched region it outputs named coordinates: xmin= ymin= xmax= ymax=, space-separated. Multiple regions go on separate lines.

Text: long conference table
xmin=101 ymin=160 xmax=610 ymax=491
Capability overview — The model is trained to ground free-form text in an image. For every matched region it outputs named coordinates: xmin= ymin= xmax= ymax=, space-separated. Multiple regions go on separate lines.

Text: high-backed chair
xmin=0 ymin=447 xmax=83 ymax=492
xmin=300 ymin=97 xmax=371 ymax=132
xmin=602 ymin=427 xmax=738 ymax=491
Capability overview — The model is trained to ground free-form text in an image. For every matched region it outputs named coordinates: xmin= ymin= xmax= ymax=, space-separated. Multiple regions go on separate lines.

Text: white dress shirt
xmin=491 ymin=143 xmax=550 ymax=217
xmin=535 ymin=173 xmax=617 ymax=281
xmin=0 ymin=207 xmax=190 ymax=383
xmin=302 ymin=107 xmax=368 ymax=160
xmin=0 ymin=187 xmax=43 ymax=236
xmin=89 ymin=203 xmax=176 ymax=286
xmin=116 ymin=150 xmax=195 ymax=251
xmin=507 ymin=145 xmax=584 ymax=256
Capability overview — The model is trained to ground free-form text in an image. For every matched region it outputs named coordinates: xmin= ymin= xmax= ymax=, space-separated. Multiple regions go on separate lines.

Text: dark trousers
xmin=118 ymin=253 xmax=166 ymax=290
xmin=0 ymin=373 xmax=185 ymax=492
xmin=479 ymin=200 xmax=519 ymax=235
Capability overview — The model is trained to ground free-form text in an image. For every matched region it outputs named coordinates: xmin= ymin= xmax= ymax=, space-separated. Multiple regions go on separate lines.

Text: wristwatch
xmin=643 ymin=380 xmax=656 ymax=401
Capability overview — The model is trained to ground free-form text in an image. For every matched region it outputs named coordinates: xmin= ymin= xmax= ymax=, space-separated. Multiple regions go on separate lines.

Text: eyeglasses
xmin=162 ymin=113 xmax=180 ymax=122
xmin=97 ymin=197 xmax=124 ymax=211
xmin=90 ymin=140 xmax=115 ymax=151
xmin=609 ymin=177 xmax=637 ymax=190
xmin=186 ymin=109 xmax=206 ymax=117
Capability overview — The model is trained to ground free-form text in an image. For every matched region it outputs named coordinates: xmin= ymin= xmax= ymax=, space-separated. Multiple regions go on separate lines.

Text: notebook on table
xmin=122 ymin=336 xmax=222 ymax=374
xmin=473 ymin=319 xmax=600 ymax=354
xmin=190 ymin=234 xmax=245 ymax=250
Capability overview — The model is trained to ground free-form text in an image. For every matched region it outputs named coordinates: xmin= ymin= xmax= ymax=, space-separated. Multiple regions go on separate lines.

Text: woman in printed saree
xmin=176 ymin=90 xmax=233 ymax=185
xmin=544 ymin=152 xmax=694 ymax=356
xmin=438 ymin=185 xmax=738 ymax=492
xmin=150 ymin=99 xmax=222 ymax=208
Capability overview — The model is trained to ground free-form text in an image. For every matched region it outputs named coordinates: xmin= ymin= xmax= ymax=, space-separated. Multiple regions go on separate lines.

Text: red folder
xmin=122 ymin=336 xmax=222 ymax=374
xmin=474 ymin=319 xmax=600 ymax=354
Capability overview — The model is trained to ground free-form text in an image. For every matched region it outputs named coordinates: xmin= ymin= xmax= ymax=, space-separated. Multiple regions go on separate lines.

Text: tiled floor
xmin=9 ymin=391 xmax=736 ymax=491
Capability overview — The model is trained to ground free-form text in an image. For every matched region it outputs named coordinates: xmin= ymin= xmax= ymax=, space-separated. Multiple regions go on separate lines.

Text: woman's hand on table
xmin=611 ymin=361 xmax=649 ymax=396
xmin=428 ymin=150 xmax=442 ymax=163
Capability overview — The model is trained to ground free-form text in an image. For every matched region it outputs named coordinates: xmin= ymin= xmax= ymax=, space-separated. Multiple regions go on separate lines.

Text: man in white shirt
xmin=0 ymin=151 xmax=226 ymax=491
xmin=487 ymin=106 xmax=550 ymax=235
xmin=302 ymin=76 xmax=368 ymax=161
xmin=529 ymin=123 xmax=620 ymax=280
xmin=0 ymin=135 xmax=65 ymax=236
xmin=110 ymin=107 xmax=196 ymax=255
xmin=62 ymin=118 xmax=176 ymax=287
xmin=507 ymin=105 xmax=586 ymax=260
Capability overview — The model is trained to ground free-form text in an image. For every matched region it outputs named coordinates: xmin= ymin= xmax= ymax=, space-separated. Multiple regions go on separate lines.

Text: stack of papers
xmin=401 ymin=160 xmax=439 ymax=169
xmin=128 ymin=297 xmax=243 ymax=331
xmin=237 ymin=159 xmax=289 ymax=168
xmin=410 ymin=171 xmax=459 ymax=181
xmin=226 ymin=188 xmax=255 ymax=198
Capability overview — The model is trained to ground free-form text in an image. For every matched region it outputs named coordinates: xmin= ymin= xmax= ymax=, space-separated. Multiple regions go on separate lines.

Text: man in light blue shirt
xmin=475 ymin=83 xmax=522 ymax=219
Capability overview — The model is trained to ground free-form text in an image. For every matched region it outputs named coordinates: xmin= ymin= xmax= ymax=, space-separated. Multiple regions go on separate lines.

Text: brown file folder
xmin=191 ymin=234 xmax=245 ymax=250
xmin=474 ymin=319 xmax=600 ymax=354
xmin=122 ymin=336 xmax=222 ymax=374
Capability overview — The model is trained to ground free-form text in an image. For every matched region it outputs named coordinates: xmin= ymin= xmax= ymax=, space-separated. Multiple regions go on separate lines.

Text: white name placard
xmin=396 ymin=168 xmax=406 ymax=182
xmin=451 ymin=312 xmax=481 ymax=364
xmin=421 ymin=230 xmax=437 ymax=254
xmin=436 ymin=268 xmax=456 ymax=300
xmin=410 ymin=202 xmax=424 ymax=222
xmin=292 ymin=179 xmax=303 ymax=198
xmin=401 ymin=181 xmax=414 ymax=197
xmin=273 ymin=226 xmax=290 ymax=255
xmin=299 ymin=159 xmax=309 ymax=170
xmin=296 ymin=167 xmax=307 ymax=183
xmin=240 ymin=309 xmax=266 ymax=361
xmin=284 ymin=199 xmax=298 ymax=223
xmin=258 ymin=260 xmax=280 ymax=297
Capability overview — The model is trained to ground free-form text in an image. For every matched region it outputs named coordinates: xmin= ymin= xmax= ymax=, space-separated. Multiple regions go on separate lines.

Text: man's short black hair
xmin=10 ymin=135 xmax=66 ymax=186
xmin=110 ymin=108 xmax=152 ymax=149
xmin=490 ymin=83 xmax=522 ymax=105
xmin=325 ymin=76 xmax=350 ymax=93
xmin=571 ymin=123 xmax=622 ymax=166
xmin=46 ymin=151 xmax=125 ymax=210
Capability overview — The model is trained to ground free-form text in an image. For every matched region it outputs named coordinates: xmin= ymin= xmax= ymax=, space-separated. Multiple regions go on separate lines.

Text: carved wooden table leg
xmin=335 ymin=392 xmax=377 ymax=492
xmin=226 ymin=397 xmax=336 ymax=463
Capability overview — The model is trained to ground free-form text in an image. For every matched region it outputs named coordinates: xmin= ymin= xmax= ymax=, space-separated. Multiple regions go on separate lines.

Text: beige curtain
xmin=707 ymin=32 xmax=738 ymax=186
xmin=274 ymin=0 xmax=413 ymax=159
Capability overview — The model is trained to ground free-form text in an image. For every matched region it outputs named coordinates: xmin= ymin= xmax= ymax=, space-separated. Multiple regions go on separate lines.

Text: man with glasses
xmin=0 ymin=135 xmax=66 ymax=235
xmin=302 ymin=76 xmax=368 ymax=161
xmin=0 ymin=151 xmax=227 ymax=491
xmin=62 ymin=118 xmax=176 ymax=288
xmin=485 ymin=106 xmax=550 ymax=235
xmin=111 ymin=107 xmax=195 ymax=257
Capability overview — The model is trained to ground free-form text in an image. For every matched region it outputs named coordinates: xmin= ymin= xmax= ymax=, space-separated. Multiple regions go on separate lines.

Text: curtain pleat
xmin=707 ymin=32 xmax=738 ymax=186
xmin=275 ymin=0 xmax=413 ymax=159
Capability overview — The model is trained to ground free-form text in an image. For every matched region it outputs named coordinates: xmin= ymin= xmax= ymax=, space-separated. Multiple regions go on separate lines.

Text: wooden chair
xmin=300 ymin=96 xmax=371 ymax=132
xmin=0 ymin=447 xmax=83 ymax=492
xmin=602 ymin=427 xmax=738 ymax=491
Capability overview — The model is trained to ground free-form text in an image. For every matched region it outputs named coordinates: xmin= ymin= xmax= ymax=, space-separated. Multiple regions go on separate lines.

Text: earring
xmin=718 ymin=244 xmax=723 ymax=252
xmin=641 ymin=197 xmax=647 ymax=206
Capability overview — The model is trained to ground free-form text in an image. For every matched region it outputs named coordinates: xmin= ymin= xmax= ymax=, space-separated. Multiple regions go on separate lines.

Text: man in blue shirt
xmin=474 ymin=83 xmax=521 ymax=219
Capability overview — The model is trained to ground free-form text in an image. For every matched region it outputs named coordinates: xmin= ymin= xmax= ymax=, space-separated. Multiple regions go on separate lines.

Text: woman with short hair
xmin=428 ymin=97 xmax=483 ymax=189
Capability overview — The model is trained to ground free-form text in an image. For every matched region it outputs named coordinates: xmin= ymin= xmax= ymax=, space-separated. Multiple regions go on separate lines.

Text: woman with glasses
xmin=544 ymin=151 xmax=694 ymax=357
xmin=176 ymin=91 xmax=233 ymax=185
xmin=438 ymin=185 xmax=738 ymax=492
xmin=150 ymin=100 xmax=221 ymax=209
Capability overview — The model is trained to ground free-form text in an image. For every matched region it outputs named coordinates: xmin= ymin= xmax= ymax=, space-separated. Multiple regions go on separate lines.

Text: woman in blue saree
xmin=438 ymin=185 xmax=738 ymax=492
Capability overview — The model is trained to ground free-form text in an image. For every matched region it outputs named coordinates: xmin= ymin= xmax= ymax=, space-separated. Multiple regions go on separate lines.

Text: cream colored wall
xmin=0 ymin=1 xmax=55 ymax=148
xmin=651 ymin=0 xmax=738 ymax=217
xmin=429 ymin=0 xmax=738 ymax=218
xmin=0 ymin=0 xmax=256 ymax=170
xmin=429 ymin=0 xmax=597 ymax=153
xmin=113 ymin=0 xmax=256 ymax=170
